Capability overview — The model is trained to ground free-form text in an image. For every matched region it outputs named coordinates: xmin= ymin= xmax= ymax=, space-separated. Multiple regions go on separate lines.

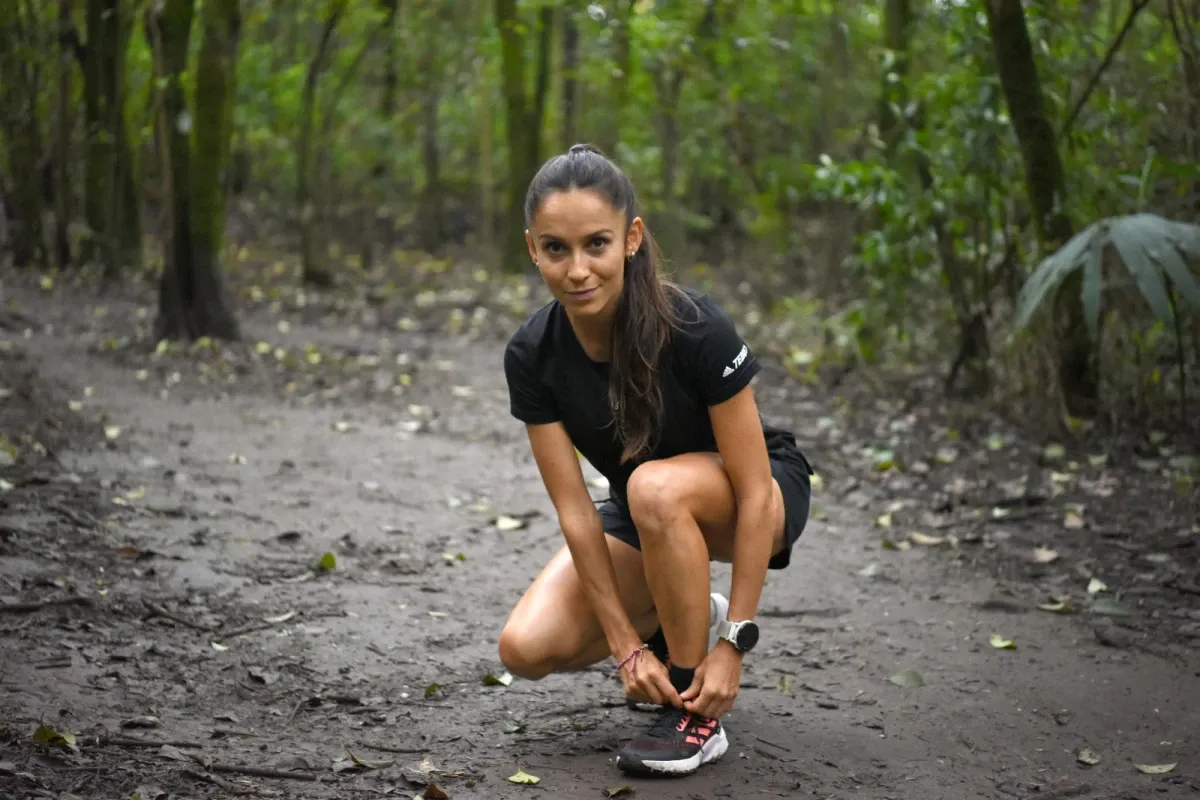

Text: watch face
xmin=735 ymin=621 xmax=759 ymax=652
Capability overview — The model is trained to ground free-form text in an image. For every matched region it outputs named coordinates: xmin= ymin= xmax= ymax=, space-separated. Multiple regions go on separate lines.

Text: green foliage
xmin=1013 ymin=213 xmax=1200 ymax=336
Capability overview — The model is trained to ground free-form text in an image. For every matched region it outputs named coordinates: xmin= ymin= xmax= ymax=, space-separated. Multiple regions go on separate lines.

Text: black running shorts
xmin=597 ymin=449 xmax=812 ymax=571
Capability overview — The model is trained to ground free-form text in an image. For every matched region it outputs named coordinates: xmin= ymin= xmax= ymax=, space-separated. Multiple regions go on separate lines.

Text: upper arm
xmin=709 ymin=386 xmax=773 ymax=501
xmin=525 ymin=422 xmax=600 ymax=529
xmin=682 ymin=297 xmax=771 ymax=498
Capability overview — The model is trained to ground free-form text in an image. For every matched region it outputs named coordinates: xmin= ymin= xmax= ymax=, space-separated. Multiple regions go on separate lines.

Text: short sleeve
xmin=503 ymin=336 xmax=560 ymax=425
xmin=681 ymin=296 xmax=761 ymax=406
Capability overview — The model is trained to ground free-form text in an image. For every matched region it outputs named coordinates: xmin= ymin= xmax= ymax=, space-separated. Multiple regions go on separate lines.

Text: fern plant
xmin=1013 ymin=212 xmax=1200 ymax=336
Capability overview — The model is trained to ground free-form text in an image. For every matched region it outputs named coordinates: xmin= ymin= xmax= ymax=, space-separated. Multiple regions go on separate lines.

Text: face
xmin=525 ymin=189 xmax=643 ymax=321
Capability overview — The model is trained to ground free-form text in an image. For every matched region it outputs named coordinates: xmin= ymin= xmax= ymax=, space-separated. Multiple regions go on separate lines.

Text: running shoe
xmin=615 ymin=706 xmax=728 ymax=776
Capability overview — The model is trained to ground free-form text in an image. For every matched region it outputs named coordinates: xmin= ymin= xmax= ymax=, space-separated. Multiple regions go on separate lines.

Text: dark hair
xmin=524 ymin=143 xmax=687 ymax=464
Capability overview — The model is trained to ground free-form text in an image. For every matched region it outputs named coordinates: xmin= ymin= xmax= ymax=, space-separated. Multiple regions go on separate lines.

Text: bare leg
xmin=625 ymin=453 xmax=785 ymax=673
xmin=498 ymin=533 xmax=659 ymax=680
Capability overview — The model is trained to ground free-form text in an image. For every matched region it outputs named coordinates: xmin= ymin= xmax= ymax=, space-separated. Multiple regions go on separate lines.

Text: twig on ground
xmin=90 ymin=734 xmax=205 ymax=749
xmin=143 ymin=600 xmax=214 ymax=632
xmin=0 ymin=595 xmax=94 ymax=613
xmin=208 ymin=762 xmax=319 ymax=782
xmin=47 ymin=502 xmax=98 ymax=529
xmin=1022 ymin=782 xmax=1094 ymax=800
xmin=751 ymin=733 xmax=789 ymax=751
xmin=181 ymin=768 xmax=256 ymax=795
xmin=358 ymin=741 xmax=426 ymax=755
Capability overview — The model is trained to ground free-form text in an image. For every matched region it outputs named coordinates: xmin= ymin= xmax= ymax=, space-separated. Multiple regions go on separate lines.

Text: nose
xmin=565 ymin=251 xmax=590 ymax=283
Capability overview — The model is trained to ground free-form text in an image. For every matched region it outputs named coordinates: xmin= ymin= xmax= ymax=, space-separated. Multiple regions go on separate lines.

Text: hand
xmin=617 ymin=647 xmax=681 ymax=709
xmin=680 ymin=640 xmax=742 ymax=719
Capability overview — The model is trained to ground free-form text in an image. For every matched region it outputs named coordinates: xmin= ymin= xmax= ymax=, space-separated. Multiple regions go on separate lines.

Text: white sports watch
xmin=715 ymin=618 xmax=760 ymax=653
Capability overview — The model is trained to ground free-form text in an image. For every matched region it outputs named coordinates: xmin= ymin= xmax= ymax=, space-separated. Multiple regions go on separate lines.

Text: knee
xmin=497 ymin=623 xmax=556 ymax=681
xmin=626 ymin=461 xmax=688 ymax=531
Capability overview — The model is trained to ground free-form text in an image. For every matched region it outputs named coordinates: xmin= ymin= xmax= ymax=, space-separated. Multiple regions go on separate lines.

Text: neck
xmin=566 ymin=306 xmax=616 ymax=363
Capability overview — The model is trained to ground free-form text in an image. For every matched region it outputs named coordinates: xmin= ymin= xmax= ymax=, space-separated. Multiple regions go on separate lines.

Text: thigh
xmin=626 ymin=452 xmax=787 ymax=564
xmin=502 ymin=529 xmax=657 ymax=659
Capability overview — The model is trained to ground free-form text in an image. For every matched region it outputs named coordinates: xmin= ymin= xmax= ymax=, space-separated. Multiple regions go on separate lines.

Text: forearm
xmin=727 ymin=491 xmax=775 ymax=622
xmin=560 ymin=513 xmax=643 ymax=658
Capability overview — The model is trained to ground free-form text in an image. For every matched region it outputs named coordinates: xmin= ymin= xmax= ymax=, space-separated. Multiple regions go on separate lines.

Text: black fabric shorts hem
xmin=597 ymin=452 xmax=812 ymax=571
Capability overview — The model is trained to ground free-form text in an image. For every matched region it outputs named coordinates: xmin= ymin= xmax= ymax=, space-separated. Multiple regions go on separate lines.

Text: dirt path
xmin=2 ymin=282 xmax=1198 ymax=800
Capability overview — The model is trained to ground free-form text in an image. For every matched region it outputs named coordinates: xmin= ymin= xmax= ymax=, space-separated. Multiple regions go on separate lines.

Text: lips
xmin=567 ymin=288 xmax=598 ymax=300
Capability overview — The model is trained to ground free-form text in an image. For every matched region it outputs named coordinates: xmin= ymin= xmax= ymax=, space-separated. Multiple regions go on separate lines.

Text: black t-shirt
xmin=503 ymin=285 xmax=807 ymax=504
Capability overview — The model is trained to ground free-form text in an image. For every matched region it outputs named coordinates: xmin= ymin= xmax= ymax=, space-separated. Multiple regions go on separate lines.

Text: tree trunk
xmin=54 ymin=0 xmax=73 ymax=268
xmin=984 ymin=0 xmax=1097 ymax=416
xmin=530 ymin=6 xmax=552 ymax=170
xmin=879 ymin=0 xmax=913 ymax=151
xmin=599 ymin=0 xmax=634 ymax=157
xmin=560 ymin=7 xmax=579 ymax=149
xmin=418 ymin=9 xmax=443 ymax=253
xmin=298 ymin=0 xmax=344 ymax=287
xmin=83 ymin=0 xmax=141 ymax=276
xmin=496 ymin=0 xmax=532 ymax=273
xmin=151 ymin=0 xmax=240 ymax=342
xmin=0 ymin=1 xmax=46 ymax=267
xmin=475 ymin=0 xmax=495 ymax=254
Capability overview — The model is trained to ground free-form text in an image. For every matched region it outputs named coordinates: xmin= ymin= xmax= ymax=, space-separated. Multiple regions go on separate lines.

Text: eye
xmin=588 ymin=236 xmax=609 ymax=249
xmin=544 ymin=241 xmax=564 ymax=254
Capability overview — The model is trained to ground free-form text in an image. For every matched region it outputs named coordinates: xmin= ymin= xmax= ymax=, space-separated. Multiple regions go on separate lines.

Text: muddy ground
xmin=1 ymin=261 xmax=1198 ymax=800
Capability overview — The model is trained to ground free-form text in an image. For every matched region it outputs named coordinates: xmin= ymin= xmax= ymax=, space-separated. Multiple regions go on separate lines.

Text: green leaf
xmin=507 ymin=768 xmax=540 ymax=784
xmin=1133 ymin=762 xmax=1176 ymax=774
xmin=888 ymin=668 xmax=924 ymax=687
xmin=317 ymin=552 xmax=336 ymax=571
xmin=1013 ymin=229 xmax=1092 ymax=331
xmin=1080 ymin=237 xmax=1104 ymax=338
xmin=1110 ymin=215 xmax=1175 ymax=327
xmin=1151 ymin=234 xmax=1200 ymax=310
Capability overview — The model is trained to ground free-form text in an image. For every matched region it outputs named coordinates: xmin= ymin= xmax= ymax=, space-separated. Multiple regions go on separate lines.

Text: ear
xmin=524 ymin=229 xmax=538 ymax=264
xmin=626 ymin=217 xmax=645 ymax=256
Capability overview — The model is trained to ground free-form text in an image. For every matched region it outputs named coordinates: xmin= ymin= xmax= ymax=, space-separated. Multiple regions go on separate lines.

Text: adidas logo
xmin=722 ymin=344 xmax=748 ymax=379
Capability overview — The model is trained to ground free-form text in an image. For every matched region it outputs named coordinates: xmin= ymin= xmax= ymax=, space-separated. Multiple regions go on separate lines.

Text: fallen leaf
xmin=1063 ymin=511 xmax=1084 ymax=529
xmin=424 ymin=683 xmax=440 ymax=698
xmin=32 ymin=724 xmax=77 ymax=753
xmin=507 ymin=768 xmax=540 ymax=785
xmin=874 ymin=512 xmax=893 ymax=528
xmin=494 ymin=515 xmax=526 ymax=531
xmin=1087 ymin=578 xmax=1107 ymax=594
xmin=857 ymin=563 xmax=882 ymax=578
xmin=264 ymin=610 xmax=297 ymax=624
xmin=909 ymin=532 xmax=944 ymax=546
xmin=1133 ymin=762 xmax=1176 ymax=774
xmin=347 ymin=750 xmax=394 ymax=770
xmin=1043 ymin=443 xmax=1065 ymax=460
xmin=888 ymin=668 xmax=924 ymax=688
xmin=104 ymin=425 xmax=121 ymax=440
xmin=1036 ymin=599 xmax=1075 ymax=614
xmin=605 ymin=788 xmax=634 ymax=797
xmin=776 ymin=674 xmax=794 ymax=696
xmin=1032 ymin=547 xmax=1060 ymax=564
xmin=988 ymin=633 xmax=1016 ymax=649
xmin=420 ymin=783 xmax=450 ymax=800
xmin=1076 ymin=747 xmax=1100 ymax=766
xmin=317 ymin=552 xmax=336 ymax=571
xmin=482 ymin=671 xmax=514 ymax=687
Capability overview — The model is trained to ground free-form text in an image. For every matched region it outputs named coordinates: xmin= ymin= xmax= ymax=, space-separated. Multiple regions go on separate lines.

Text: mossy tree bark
xmin=985 ymin=0 xmax=1098 ymax=416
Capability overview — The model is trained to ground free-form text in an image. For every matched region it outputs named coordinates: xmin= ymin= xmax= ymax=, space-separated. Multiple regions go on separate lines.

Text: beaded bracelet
xmin=614 ymin=644 xmax=647 ymax=675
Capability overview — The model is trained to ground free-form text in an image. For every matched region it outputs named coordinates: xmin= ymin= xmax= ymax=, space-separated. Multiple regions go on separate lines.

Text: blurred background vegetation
xmin=1 ymin=0 xmax=1198 ymax=439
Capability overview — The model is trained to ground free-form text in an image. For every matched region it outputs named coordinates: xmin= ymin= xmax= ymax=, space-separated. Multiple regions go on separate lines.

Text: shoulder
xmin=505 ymin=299 xmax=561 ymax=366
xmin=667 ymin=284 xmax=738 ymax=337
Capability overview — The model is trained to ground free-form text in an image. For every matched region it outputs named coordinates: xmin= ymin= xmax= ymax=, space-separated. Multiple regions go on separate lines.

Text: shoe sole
xmin=624 ymin=593 xmax=730 ymax=712
xmin=616 ymin=726 xmax=729 ymax=777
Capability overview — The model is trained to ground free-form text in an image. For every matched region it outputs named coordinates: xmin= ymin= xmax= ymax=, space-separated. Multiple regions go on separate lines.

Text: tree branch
xmin=1058 ymin=0 xmax=1152 ymax=143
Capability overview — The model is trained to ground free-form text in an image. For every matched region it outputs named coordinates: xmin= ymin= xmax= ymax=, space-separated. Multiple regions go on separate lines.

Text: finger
xmin=654 ymin=674 xmax=682 ymax=708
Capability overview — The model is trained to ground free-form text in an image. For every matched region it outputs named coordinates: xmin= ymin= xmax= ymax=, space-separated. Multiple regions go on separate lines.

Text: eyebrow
xmin=538 ymin=229 xmax=615 ymax=242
